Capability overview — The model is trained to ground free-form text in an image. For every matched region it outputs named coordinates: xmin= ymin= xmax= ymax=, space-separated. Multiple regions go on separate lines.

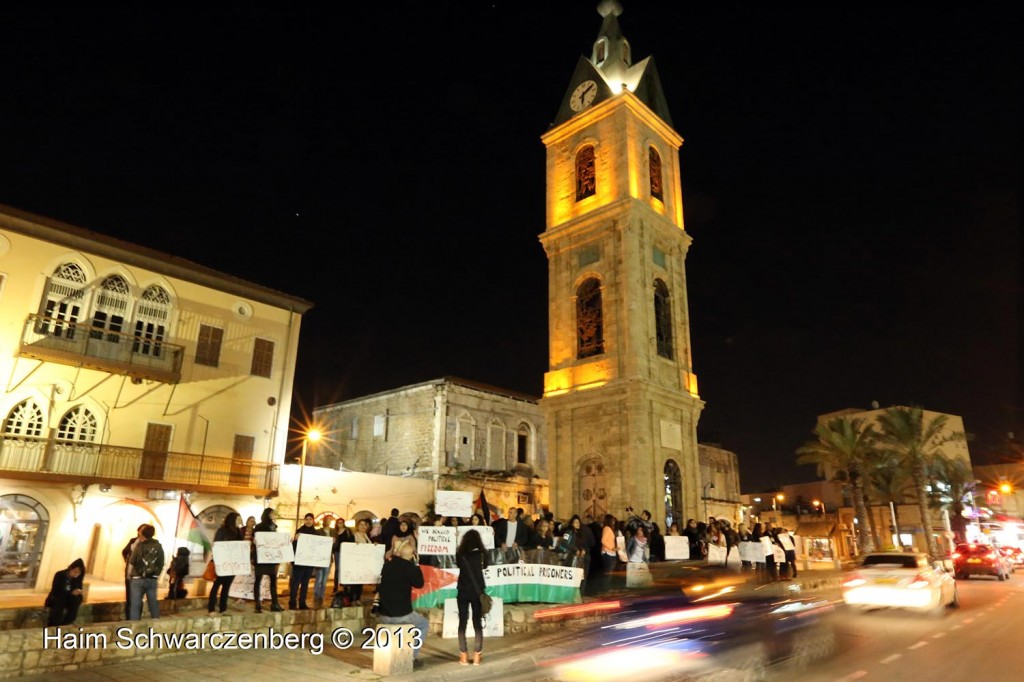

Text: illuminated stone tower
xmin=539 ymin=1 xmax=703 ymax=527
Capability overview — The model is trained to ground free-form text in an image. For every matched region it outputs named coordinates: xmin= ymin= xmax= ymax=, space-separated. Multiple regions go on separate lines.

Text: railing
xmin=20 ymin=314 xmax=184 ymax=384
xmin=0 ymin=436 xmax=279 ymax=495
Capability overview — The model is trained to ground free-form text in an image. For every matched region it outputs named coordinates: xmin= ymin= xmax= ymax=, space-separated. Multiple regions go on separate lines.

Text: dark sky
xmin=0 ymin=3 xmax=1019 ymax=491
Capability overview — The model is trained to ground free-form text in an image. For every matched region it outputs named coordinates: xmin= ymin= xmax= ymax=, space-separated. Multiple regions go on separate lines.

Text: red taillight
xmin=908 ymin=574 xmax=930 ymax=589
xmin=843 ymin=574 xmax=865 ymax=588
xmin=985 ymin=551 xmax=997 ymax=560
xmin=951 ymin=552 xmax=961 ymax=559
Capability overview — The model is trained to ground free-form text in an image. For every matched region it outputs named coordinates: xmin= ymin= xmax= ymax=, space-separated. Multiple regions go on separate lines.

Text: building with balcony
xmin=0 ymin=204 xmax=311 ymax=591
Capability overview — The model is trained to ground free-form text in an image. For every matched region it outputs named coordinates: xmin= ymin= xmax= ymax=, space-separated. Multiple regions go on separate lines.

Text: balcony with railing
xmin=20 ymin=314 xmax=184 ymax=384
xmin=0 ymin=436 xmax=279 ymax=496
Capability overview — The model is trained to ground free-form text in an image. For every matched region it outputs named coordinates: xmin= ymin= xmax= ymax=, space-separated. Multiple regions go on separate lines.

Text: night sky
xmin=0 ymin=3 xmax=1018 ymax=491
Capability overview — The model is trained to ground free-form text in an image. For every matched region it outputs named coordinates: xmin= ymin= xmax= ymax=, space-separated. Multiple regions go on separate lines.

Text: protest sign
xmin=442 ymin=598 xmax=504 ymax=638
xmin=739 ymin=541 xmax=761 ymax=563
xmin=254 ymin=531 xmax=294 ymax=564
xmin=418 ymin=526 xmax=457 ymax=556
xmin=773 ymin=545 xmax=786 ymax=563
xmin=211 ymin=541 xmax=251 ymax=576
xmin=294 ymin=534 xmax=333 ymax=568
xmin=664 ymin=536 xmax=690 ymax=560
xmin=707 ymin=543 xmax=727 ymax=565
xmin=778 ymin=533 xmax=795 ymax=551
xmin=338 ymin=543 xmax=386 ymax=584
xmin=228 ymin=573 xmax=272 ymax=601
xmin=435 ymin=491 xmax=473 ymax=518
xmin=456 ymin=524 xmax=495 ymax=550
xmin=626 ymin=562 xmax=653 ymax=588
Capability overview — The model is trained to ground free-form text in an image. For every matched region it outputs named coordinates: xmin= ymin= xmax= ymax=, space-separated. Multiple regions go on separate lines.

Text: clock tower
xmin=539 ymin=1 xmax=704 ymax=528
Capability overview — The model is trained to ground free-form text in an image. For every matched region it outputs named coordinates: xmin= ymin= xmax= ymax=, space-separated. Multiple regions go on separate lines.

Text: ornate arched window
xmin=654 ymin=279 xmax=673 ymax=359
xmin=649 ymin=146 xmax=663 ymax=202
xmin=90 ymin=274 xmax=131 ymax=342
xmin=3 ymin=400 xmax=44 ymax=438
xmin=57 ymin=406 xmax=97 ymax=442
xmin=516 ymin=422 xmax=531 ymax=465
xmin=40 ymin=262 xmax=87 ymax=339
xmin=133 ymin=285 xmax=170 ymax=357
xmin=575 ymin=145 xmax=596 ymax=201
xmin=576 ymin=278 xmax=604 ymax=359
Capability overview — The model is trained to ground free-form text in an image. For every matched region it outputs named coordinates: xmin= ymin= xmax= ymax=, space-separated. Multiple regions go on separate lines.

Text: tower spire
xmin=593 ymin=1 xmax=631 ymax=87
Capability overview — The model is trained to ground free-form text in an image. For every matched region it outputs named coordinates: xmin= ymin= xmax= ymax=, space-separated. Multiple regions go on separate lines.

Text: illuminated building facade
xmin=540 ymin=4 xmax=705 ymax=524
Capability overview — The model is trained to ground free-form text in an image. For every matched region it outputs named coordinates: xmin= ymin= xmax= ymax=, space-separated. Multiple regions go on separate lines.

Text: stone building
xmin=697 ymin=444 xmax=743 ymax=528
xmin=539 ymin=4 xmax=706 ymax=525
xmin=0 ymin=204 xmax=311 ymax=592
xmin=311 ymin=377 xmax=549 ymax=517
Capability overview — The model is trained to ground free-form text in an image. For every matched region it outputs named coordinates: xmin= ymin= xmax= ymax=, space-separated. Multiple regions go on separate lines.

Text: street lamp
xmin=772 ymin=493 xmax=784 ymax=520
xmin=703 ymin=483 xmax=715 ymax=520
xmin=812 ymin=499 xmax=826 ymax=515
xmin=293 ymin=428 xmax=322 ymax=531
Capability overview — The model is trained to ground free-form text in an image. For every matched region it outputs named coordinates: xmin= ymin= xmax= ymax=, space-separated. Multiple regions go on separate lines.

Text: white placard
xmin=772 ymin=545 xmax=786 ymax=563
xmin=664 ymin=536 xmax=690 ymax=560
xmin=294 ymin=534 xmax=333 ymax=568
xmin=456 ymin=525 xmax=495 ymax=550
xmin=418 ymin=526 xmax=457 ymax=556
xmin=725 ymin=546 xmax=741 ymax=567
xmin=211 ymin=541 xmax=252 ymax=576
xmin=778 ymin=533 xmax=795 ymax=551
xmin=338 ymin=543 xmax=386 ymax=584
xmin=228 ymin=573 xmax=272 ymax=600
xmin=255 ymin=531 xmax=294 ymax=564
xmin=739 ymin=541 xmax=761 ymax=563
xmin=435 ymin=491 xmax=473 ymax=518
xmin=760 ymin=536 xmax=774 ymax=557
xmin=441 ymin=597 xmax=504 ymax=638
xmin=626 ymin=562 xmax=653 ymax=588
xmin=707 ymin=544 xmax=727 ymax=564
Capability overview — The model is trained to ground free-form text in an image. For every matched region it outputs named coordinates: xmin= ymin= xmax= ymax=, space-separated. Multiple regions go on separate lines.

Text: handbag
xmin=202 ymin=559 xmax=217 ymax=581
xmin=465 ymin=552 xmax=492 ymax=615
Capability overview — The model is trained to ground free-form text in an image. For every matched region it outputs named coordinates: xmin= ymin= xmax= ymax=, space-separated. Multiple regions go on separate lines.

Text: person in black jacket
xmin=375 ymin=543 xmax=428 ymax=665
xmin=289 ymin=512 xmax=322 ymax=609
xmin=208 ymin=512 xmax=242 ymax=615
xmin=455 ymin=529 xmax=488 ymax=665
xmin=253 ymin=507 xmax=284 ymax=612
xmin=379 ymin=508 xmax=401 ymax=553
xmin=120 ymin=524 xmax=146 ymax=619
xmin=46 ymin=558 xmax=85 ymax=626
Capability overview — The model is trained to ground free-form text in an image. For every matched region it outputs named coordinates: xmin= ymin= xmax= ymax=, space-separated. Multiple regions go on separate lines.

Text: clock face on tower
xmin=570 ymin=80 xmax=598 ymax=112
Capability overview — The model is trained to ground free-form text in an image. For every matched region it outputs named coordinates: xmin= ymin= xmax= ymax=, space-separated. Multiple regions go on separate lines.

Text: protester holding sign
xmin=253 ymin=508 xmax=285 ymax=613
xmin=289 ymin=513 xmax=321 ymax=610
xmin=208 ymin=513 xmax=242 ymax=616
xmin=455 ymin=529 xmax=488 ymax=666
xmin=341 ymin=517 xmax=372 ymax=605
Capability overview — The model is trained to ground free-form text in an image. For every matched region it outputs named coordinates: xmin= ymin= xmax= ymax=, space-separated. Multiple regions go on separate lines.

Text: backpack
xmin=133 ymin=541 xmax=163 ymax=578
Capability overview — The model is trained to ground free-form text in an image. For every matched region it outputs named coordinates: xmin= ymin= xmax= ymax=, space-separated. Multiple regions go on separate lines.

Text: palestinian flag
xmin=174 ymin=493 xmax=212 ymax=558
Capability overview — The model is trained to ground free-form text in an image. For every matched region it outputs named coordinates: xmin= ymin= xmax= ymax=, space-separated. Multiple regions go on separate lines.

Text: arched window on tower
xmin=649 ymin=146 xmax=663 ymax=202
xmin=576 ymin=278 xmax=604 ymax=359
xmin=664 ymin=460 xmax=682 ymax=529
xmin=133 ymin=285 xmax=170 ymax=358
xmin=575 ymin=145 xmax=596 ymax=201
xmin=39 ymin=262 xmax=87 ymax=339
xmin=654 ymin=279 xmax=673 ymax=360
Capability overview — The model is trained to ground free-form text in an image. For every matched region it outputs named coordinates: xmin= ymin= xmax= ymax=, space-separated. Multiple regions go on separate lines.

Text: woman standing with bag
xmin=455 ymin=528 xmax=488 ymax=666
xmin=208 ymin=512 xmax=242 ymax=616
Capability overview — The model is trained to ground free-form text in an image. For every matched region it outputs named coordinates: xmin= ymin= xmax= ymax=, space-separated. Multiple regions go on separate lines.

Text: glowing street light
xmin=293 ymin=428 xmax=322 ymax=531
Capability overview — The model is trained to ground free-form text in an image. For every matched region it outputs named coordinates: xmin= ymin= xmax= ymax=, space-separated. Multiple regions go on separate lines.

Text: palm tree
xmin=928 ymin=454 xmax=975 ymax=543
xmin=875 ymin=406 xmax=964 ymax=559
xmin=796 ymin=416 xmax=878 ymax=553
xmin=866 ymin=454 xmax=915 ymax=549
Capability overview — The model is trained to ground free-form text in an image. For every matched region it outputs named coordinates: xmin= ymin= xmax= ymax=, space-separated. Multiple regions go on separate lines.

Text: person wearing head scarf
xmin=46 ymin=558 xmax=86 ymax=626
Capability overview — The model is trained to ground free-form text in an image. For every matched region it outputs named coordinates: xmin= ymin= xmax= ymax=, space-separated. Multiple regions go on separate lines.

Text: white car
xmin=842 ymin=551 xmax=959 ymax=615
